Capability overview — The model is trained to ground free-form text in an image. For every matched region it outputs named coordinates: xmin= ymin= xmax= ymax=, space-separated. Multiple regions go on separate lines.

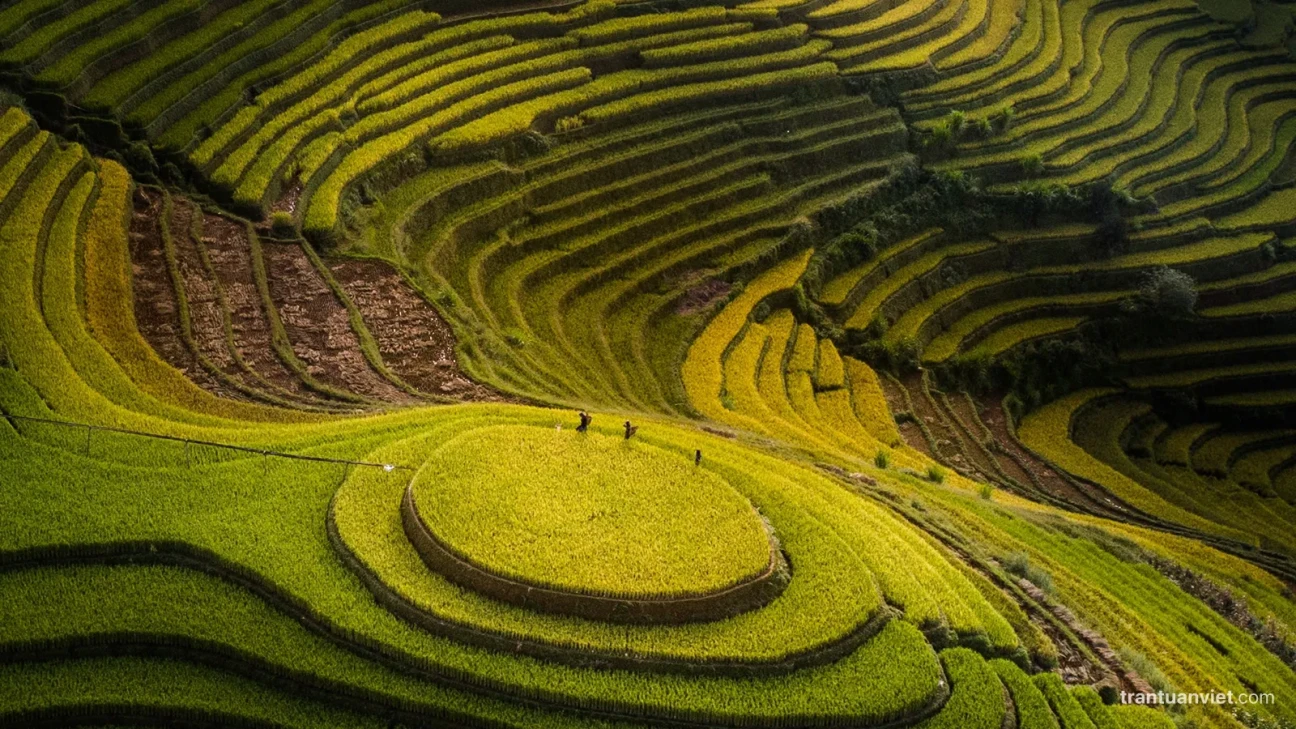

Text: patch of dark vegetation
xmin=930 ymin=263 xmax=1213 ymax=415
xmin=772 ymin=161 xmax=1189 ymax=413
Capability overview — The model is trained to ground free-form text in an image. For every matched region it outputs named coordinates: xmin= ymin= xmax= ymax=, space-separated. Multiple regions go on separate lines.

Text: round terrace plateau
xmin=404 ymin=424 xmax=788 ymax=622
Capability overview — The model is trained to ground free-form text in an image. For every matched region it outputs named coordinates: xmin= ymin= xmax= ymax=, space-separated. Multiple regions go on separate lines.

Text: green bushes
xmin=1132 ymin=266 xmax=1198 ymax=319
xmin=1002 ymin=551 xmax=1054 ymax=594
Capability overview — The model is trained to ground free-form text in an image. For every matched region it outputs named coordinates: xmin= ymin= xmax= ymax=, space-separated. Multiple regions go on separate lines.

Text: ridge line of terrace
xmin=0 ymin=412 xmax=413 ymax=471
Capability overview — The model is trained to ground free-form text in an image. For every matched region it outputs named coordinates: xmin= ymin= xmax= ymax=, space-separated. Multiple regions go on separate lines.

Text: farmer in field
xmin=576 ymin=411 xmax=592 ymax=433
xmin=695 ymin=449 xmax=702 ymax=466
xmin=623 ymin=420 xmax=637 ymax=440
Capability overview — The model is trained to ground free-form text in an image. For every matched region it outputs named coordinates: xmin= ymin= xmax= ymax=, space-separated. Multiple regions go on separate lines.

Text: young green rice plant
xmin=82 ymin=0 xmax=284 ymax=109
xmin=306 ymin=67 xmax=593 ymax=238
xmin=0 ymin=0 xmax=136 ymax=66
xmin=917 ymin=648 xmax=1006 ymax=728
xmin=1109 ymin=705 xmax=1175 ymax=729
xmin=1073 ymin=684 xmax=1120 ymax=729
xmin=1034 ymin=672 xmax=1097 ymax=729
xmin=992 ymin=659 xmax=1060 ymax=729
xmin=1017 ymin=390 xmax=1242 ymax=541
xmin=846 ymin=358 xmax=904 ymax=447
xmin=35 ymin=0 xmax=208 ymax=88
xmin=0 ymin=401 xmax=954 ymax=723
xmin=814 ymin=338 xmax=845 ymax=390
xmin=0 ymin=563 xmax=600 ymax=729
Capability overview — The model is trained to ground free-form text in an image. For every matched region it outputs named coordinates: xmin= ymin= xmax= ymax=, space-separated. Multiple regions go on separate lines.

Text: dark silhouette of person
xmin=694 ymin=449 xmax=702 ymax=466
xmin=623 ymin=420 xmax=637 ymax=440
xmin=576 ymin=411 xmax=592 ymax=433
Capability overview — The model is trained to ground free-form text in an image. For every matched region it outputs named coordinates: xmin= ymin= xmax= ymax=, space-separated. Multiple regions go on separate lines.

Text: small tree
xmin=1020 ymin=153 xmax=1044 ymax=177
xmin=929 ymin=121 xmax=954 ymax=150
xmin=995 ymin=104 xmax=1016 ymax=132
xmin=1137 ymin=266 xmax=1198 ymax=319
xmin=945 ymin=110 xmax=966 ymax=135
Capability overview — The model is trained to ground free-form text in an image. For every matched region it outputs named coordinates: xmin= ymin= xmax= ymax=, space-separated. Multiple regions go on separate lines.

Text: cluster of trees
xmin=787 ymin=146 xmax=1213 ymax=413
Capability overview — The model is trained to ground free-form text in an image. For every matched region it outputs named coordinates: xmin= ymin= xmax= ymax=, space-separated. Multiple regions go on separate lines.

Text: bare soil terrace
xmin=129 ymin=189 xmax=504 ymax=409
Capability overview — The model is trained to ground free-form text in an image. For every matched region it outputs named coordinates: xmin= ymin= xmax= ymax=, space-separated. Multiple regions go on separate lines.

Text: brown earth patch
xmin=269 ymin=180 xmax=302 ymax=217
xmin=261 ymin=241 xmax=413 ymax=404
xmin=944 ymin=392 xmax=1023 ymax=486
xmin=900 ymin=372 xmax=968 ymax=466
xmin=329 ymin=258 xmax=507 ymax=402
xmin=130 ymin=186 xmax=507 ymax=409
xmin=127 ymin=188 xmax=236 ymax=399
xmin=975 ymin=394 xmax=1120 ymax=513
xmin=877 ymin=372 xmax=935 ymax=458
xmin=927 ymin=387 xmax=999 ymax=483
xmin=166 ymin=196 xmax=247 ymax=388
xmin=952 ymin=392 xmax=1039 ymax=490
xmin=198 ymin=210 xmax=328 ymax=404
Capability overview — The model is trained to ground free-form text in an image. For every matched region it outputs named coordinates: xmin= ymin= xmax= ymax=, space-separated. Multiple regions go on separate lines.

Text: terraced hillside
xmin=2 ymin=0 xmax=1296 ymax=728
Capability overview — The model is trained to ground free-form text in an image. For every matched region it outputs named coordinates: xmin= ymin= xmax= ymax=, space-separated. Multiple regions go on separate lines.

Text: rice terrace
xmin=7 ymin=0 xmax=1296 ymax=726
